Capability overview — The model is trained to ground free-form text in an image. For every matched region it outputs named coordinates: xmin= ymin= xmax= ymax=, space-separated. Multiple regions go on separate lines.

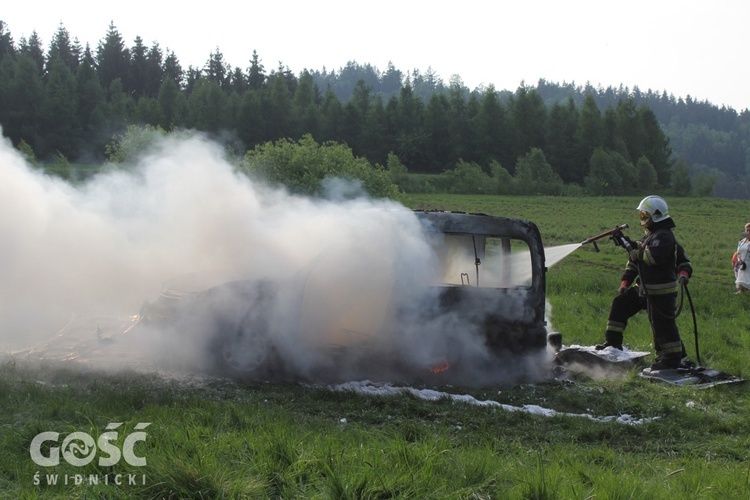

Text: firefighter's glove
xmin=611 ymin=230 xmax=624 ymax=247
xmin=612 ymin=231 xmax=636 ymax=251
xmin=621 ymin=235 xmax=635 ymax=250
xmin=742 ymin=262 xmax=747 ymax=271
xmin=678 ymin=271 xmax=690 ymax=286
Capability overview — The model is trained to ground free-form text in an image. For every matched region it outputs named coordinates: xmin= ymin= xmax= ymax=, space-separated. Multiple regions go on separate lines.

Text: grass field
xmin=3 ymin=194 xmax=750 ymax=499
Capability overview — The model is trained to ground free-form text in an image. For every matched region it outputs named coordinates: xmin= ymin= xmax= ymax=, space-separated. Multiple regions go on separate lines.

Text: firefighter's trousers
xmin=605 ymin=286 xmax=685 ymax=359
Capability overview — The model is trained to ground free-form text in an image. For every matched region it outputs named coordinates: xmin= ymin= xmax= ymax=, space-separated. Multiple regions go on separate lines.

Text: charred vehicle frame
xmin=140 ymin=210 xmax=550 ymax=382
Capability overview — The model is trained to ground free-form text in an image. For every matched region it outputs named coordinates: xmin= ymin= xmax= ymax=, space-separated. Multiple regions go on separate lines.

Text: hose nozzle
xmin=581 ymin=223 xmax=629 ymax=251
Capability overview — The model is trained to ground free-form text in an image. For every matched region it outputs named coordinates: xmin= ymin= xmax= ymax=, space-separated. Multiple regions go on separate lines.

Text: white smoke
xmin=0 ymin=130 xmax=551 ymax=385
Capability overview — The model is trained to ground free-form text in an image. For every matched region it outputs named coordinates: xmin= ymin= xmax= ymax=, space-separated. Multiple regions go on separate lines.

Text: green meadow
xmin=2 ymin=195 xmax=749 ymax=499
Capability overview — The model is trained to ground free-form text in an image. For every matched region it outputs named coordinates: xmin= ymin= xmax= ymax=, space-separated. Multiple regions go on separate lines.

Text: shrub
xmin=635 ymin=156 xmax=658 ymax=191
xmin=242 ymin=134 xmax=399 ymax=199
xmin=584 ymin=148 xmax=637 ymax=195
xmin=512 ymin=148 xmax=564 ymax=195
xmin=444 ymin=160 xmax=491 ymax=194
xmin=490 ymin=160 xmax=513 ymax=195
xmin=105 ymin=124 xmax=168 ymax=165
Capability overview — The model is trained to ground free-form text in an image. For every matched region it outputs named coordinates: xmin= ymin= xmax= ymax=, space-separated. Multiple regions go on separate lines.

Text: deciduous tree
xmin=513 ymin=148 xmax=563 ymax=195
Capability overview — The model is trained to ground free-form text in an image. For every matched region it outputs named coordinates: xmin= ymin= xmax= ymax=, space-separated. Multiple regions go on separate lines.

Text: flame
xmin=429 ymin=361 xmax=450 ymax=374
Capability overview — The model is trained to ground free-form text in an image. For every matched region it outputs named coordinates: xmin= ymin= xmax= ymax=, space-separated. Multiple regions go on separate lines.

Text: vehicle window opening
xmin=434 ymin=234 xmax=532 ymax=289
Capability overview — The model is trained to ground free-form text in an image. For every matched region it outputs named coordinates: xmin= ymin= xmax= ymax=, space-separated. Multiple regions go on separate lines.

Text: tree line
xmin=0 ymin=20 xmax=746 ymax=197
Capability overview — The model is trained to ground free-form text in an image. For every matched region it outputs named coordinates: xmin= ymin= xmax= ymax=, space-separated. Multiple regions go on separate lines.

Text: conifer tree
xmin=96 ymin=22 xmax=130 ymax=92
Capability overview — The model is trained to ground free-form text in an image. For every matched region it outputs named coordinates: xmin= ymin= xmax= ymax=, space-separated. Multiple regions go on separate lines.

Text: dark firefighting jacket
xmin=621 ymin=218 xmax=692 ymax=295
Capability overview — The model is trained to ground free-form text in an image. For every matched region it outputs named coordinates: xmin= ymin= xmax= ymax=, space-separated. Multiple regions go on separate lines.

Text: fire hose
xmin=680 ymin=282 xmax=701 ymax=365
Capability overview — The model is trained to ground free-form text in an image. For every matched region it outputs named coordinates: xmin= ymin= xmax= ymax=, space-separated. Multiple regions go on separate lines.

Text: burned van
xmin=414 ymin=211 xmax=547 ymax=354
xmin=140 ymin=210 xmax=549 ymax=383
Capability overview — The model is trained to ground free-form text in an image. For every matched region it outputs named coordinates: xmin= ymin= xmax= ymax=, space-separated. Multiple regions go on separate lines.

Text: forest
xmin=1 ymin=20 xmax=748 ymax=198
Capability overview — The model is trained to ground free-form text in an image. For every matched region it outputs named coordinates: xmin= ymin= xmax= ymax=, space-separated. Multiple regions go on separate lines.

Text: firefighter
xmin=596 ymin=195 xmax=693 ymax=370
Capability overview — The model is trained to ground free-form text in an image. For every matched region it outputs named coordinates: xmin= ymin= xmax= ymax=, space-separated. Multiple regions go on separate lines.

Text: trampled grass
xmin=3 ymin=194 xmax=750 ymax=499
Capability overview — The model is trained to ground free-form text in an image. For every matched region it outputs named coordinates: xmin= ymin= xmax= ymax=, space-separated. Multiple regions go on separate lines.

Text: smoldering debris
xmin=554 ymin=345 xmax=650 ymax=381
xmin=1 ymin=130 xmax=553 ymax=386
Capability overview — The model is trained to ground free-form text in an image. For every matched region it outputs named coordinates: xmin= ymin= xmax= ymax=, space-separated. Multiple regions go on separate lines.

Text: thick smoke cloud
xmin=0 ymin=131 xmax=551 ymax=385
xmin=1 ymin=133 xmax=269 ymax=346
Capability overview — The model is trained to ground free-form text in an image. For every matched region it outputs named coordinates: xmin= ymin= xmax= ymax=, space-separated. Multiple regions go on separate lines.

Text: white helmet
xmin=637 ymin=195 xmax=670 ymax=225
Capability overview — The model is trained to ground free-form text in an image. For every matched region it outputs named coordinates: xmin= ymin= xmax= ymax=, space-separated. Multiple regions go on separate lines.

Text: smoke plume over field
xmin=0 ymin=131 xmax=551 ymax=385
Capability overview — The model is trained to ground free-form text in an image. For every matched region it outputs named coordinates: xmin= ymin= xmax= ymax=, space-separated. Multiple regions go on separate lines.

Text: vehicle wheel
xmin=216 ymin=309 xmax=272 ymax=375
xmin=206 ymin=280 xmax=279 ymax=379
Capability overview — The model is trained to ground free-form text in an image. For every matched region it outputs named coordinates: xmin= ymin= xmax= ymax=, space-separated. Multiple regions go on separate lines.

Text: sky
xmin=1 ymin=0 xmax=748 ymax=111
